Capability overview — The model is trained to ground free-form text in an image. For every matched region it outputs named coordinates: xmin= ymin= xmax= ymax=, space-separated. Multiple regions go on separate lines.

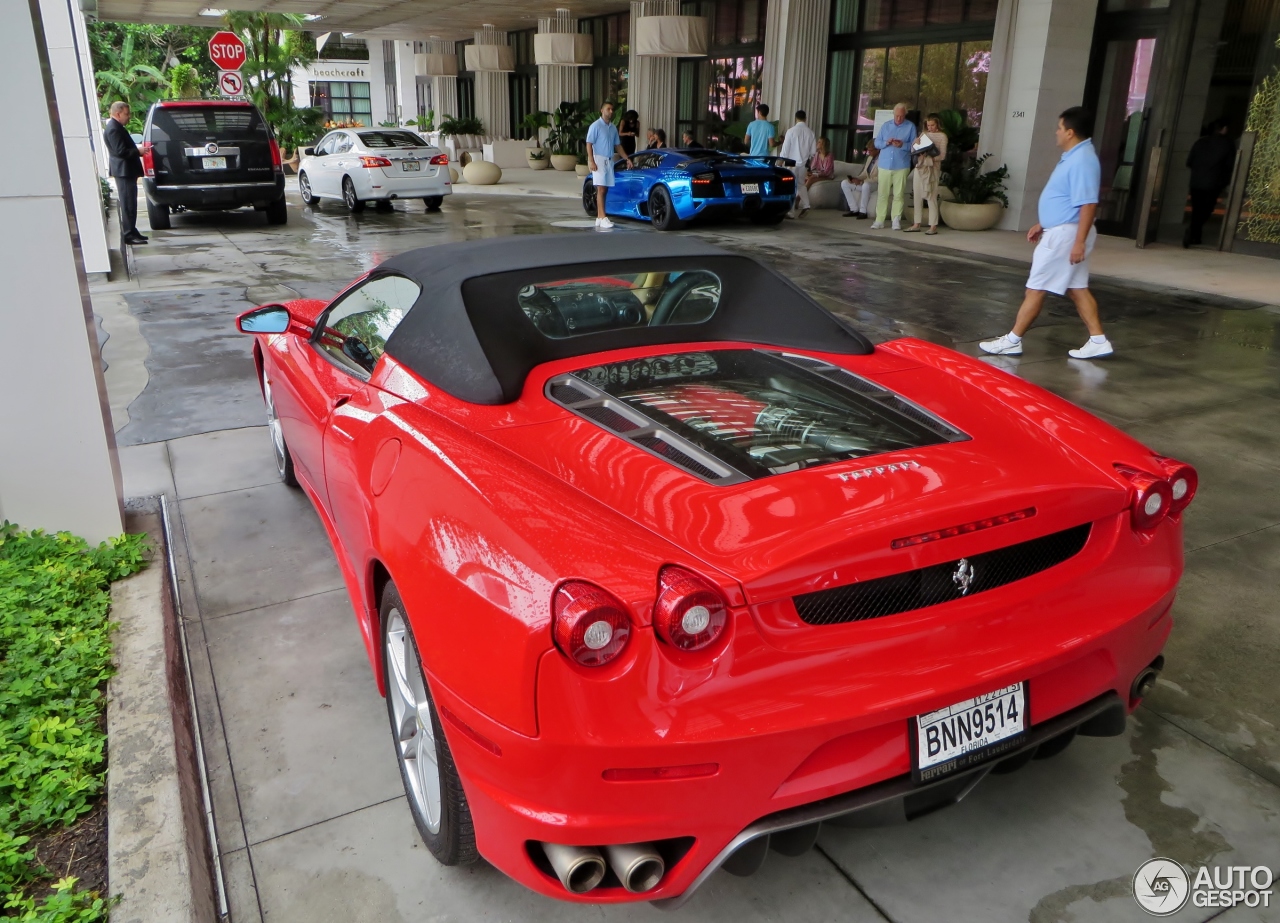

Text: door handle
xmin=333 ymin=394 xmax=351 ymax=409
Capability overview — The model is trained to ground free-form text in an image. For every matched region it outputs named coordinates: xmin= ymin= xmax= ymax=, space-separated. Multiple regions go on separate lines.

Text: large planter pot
xmin=526 ymin=148 xmax=550 ymax=170
xmin=574 ymin=164 xmax=590 ymax=178
xmin=550 ymin=154 xmax=578 ymax=172
xmin=939 ymin=199 xmax=1004 ymax=231
xmin=463 ymin=159 xmax=502 ymax=186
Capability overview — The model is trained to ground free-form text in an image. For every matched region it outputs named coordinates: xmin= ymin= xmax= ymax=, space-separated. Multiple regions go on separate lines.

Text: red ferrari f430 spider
xmin=236 ymin=234 xmax=1194 ymax=906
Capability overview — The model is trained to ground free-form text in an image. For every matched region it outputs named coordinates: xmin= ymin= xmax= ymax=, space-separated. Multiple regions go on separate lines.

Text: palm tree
xmin=223 ymin=12 xmax=316 ymax=123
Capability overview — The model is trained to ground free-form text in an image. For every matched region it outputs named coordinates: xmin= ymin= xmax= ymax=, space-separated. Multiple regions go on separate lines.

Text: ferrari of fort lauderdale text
xmin=582 ymin=149 xmax=797 ymax=231
xmin=236 ymin=234 xmax=1194 ymax=907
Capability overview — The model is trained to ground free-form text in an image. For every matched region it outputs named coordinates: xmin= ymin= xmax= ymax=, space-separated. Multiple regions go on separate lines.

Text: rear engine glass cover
xmin=569 ymin=350 xmax=966 ymax=478
xmin=518 ymin=271 xmax=720 ymax=339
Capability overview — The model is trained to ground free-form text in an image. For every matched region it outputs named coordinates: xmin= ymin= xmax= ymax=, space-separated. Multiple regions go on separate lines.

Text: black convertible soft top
xmin=379 ymin=234 xmax=872 ymax=405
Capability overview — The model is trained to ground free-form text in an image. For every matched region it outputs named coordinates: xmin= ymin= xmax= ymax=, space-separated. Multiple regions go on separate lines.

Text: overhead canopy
xmin=463 ymin=43 xmax=515 ymax=72
xmin=415 ymin=52 xmax=457 ymax=77
xmin=533 ymin=32 xmax=594 ymax=66
xmin=377 ymin=234 xmax=874 ymax=405
xmin=634 ymin=15 xmax=709 ymax=56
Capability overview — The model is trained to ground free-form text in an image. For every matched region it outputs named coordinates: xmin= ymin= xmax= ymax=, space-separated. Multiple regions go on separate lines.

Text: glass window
xmin=357 ymin=130 xmax=428 ymax=149
xmin=833 ymin=0 xmax=859 ymax=33
xmin=853 ymin=40 xmax=991 ymax=134
xmin=517 ymin=271 xmax=722 ymax=339
xmin=858 ymin=47 xmax=888 ymax=127
xmin=928 ymin=0 xmax=964 ymax=23
xmin=894 ymin=0 xmax=927 ymax=27
xmin=825 ymin=49 xmax=858 ymax=157
xmin=312 ymin=81 xmax=374 ymax=127
xmin=966 ymin=0 xmax=999 ymax=18
xmin=957 ymin=41 xmax=992 ymax=124
xmin=317 ymin=275 xmax=421 ymax=375
xmin=148 ymin=106 xmax=266 ymax=142
xmin=919 ymin=43 xmax=960 ymax=114
xmin=886 ymin=45 xmax=922 ymax=107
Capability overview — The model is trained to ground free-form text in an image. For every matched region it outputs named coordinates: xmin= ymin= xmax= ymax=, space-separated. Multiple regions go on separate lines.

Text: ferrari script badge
xmin=952 ymin=559 xmax=976 ymax=595
xmin=837 ymin=459 xmax=921 ymax=482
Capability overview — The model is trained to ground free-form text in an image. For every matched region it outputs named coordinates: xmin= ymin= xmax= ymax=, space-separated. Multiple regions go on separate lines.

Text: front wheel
xmin=582 ymin=178 xmax=597 ymax=216
xmin=423 ymin=195 xmax=444 ymax=210
xmin=262 ymin=375 xmax=298 ymax=488
xmin=146 ymin=198 xmax=171 ymax=230
xmin=648 ymin=185 xmax=684 ymax=231
xmin=381 ymin=584 xmax=477 ymax=866
xmin=342 ymin=177 xmax=365 ymax=213
xmin=299 ymin=171 xmax=319 ymax=206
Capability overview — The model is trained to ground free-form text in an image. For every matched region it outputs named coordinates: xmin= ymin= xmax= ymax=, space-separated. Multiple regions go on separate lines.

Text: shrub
xmin=944 ymin=152 xmax=1010 ymax=206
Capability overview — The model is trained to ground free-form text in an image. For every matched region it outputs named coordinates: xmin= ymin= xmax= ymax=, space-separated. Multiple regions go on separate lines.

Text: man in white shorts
xmin=586 ymin=101 xmax=632 ymax=231
xmin=981 ymin=107 xmax=1114 ymax=360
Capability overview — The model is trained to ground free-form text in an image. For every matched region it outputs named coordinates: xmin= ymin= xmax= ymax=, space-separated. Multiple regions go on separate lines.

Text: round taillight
xmin=1156 ymin=457 xmax=1198 ymax=515
xmin=1125 ymin=470 xmax=1173 ymax=533
xmin=553 ymin=582 xmax=631 ymax=667
xmin=654 ymin=566 xmax=729 ymax=652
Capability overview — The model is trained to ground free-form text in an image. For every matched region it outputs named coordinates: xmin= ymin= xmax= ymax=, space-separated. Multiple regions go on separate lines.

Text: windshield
xmin=518 ymin=270 xmax=721 ymax=338
xmin=149 ymin=106 xmax=266 ymax=142
xmin=357 ymin=130 xmax=428 ymax=149
xmin=570 ymin=350 xmax=965 ymax=477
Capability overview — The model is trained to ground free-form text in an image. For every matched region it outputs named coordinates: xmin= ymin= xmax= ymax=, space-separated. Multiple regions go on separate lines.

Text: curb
xmin=107 ymin=503 xmax=218 ymax=923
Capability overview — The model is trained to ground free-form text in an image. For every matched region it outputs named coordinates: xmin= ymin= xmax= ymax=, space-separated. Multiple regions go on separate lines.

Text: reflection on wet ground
xmin=93 ymin=191 xmax=1280 ymax=923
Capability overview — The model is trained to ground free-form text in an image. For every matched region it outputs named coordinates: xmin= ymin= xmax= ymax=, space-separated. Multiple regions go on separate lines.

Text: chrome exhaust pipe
xmin=1131 ymin=655 xmax=1165 ymax=702
xmin=540 ymin=842 xmax=606 ymax=894
xmin=605 ymin=842 xmax=665 ymax=893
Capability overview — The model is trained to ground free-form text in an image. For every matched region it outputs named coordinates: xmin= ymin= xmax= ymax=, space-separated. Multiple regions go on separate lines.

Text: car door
xmin=329 ymin=132 xmax=356 ymax=194
xmin=308 ymin=132 xmax=338 ymax=196
xmin=611 ymin=152 xmax=652 ymax=217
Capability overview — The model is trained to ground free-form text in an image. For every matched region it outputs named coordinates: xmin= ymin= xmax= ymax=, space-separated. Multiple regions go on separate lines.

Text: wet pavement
xmin=93 ymin=186 xmax=1280 ymax=923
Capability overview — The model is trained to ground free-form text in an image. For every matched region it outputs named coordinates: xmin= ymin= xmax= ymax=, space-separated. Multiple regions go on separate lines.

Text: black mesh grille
xmin=549 ymin=382 xmax=588 ymax=405
xmin=577 ymin=403 xmax=641 ymax=433
xmin=793 ymin=524 xmax=1092 ymax=626
xmin=632 ymin=434 xmax=721 ymax=480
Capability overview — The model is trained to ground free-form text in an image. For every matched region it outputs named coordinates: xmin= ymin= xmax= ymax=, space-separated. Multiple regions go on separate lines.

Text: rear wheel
xmin=423 ymin=195 xmax=444 ymax=210
xmin=262 ymin=376 xmax=298 ymax=488
xmin=375 ymin=199 xmax=394 ymax=212
xmin=299 ymin=171 xmax=319 ymax=206
xmin=381 ymin=584 xmax=477 ymax=866
xmin=146 ymin=198 xmax=171 ymax=230
xmin=342 ymin=177 xmax=365 ymax=213
xmin=582 ymin=178 xmax=597 ymax=216
xmin=265 ymin=196 xmax=288 ymax=225
xmin=648 ymin=185 xmax=684 ymax=231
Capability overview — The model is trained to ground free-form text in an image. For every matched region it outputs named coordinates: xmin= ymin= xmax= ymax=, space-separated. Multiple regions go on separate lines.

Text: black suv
xmin=141 ymin=100 xmax=287 ymax=228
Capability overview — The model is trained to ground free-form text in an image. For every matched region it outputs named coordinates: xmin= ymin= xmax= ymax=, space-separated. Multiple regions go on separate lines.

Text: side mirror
xmin=237 ymin=305 xmax=291 ymax=334
xmin=302 ymin=147 xmax=315 ymax=156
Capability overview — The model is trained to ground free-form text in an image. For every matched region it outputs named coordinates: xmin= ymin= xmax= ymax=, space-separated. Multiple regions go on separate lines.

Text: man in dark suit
xmin=103 ymin=101 xmax=148 ymax=244
xmin=1183 ymin=119 xmax=1236 ymax=248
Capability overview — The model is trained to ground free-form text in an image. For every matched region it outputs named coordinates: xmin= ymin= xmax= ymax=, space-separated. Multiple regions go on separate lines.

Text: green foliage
xmin=438 ymin=115 xmax=485 ymax=138
xmin=546 ymin=101 xmax=592 ymax=156
xmin=1239 ymin=34 xmax=1280 ymax=244
xmin=943 ymin=153 xmax=1009 ymax=206
xmin=519 ymin=110 xmax=551 ymax=142
xmin=222 ymin=13 xmax=315 ymax=126
xmin=377 ymin=119 xmax=399 ymax=128
xmin=938 ymin=108 xmax=981 ymax=190
xmin=0 ymin=523 xmax=147 ymax=922
xmin=273 ymin=102 xmax=325 ymax=152
xmin=167 ymin=63 xmax=201 ymax=100
xmin=89 ymin=22 xmax=221 ymax=129
xmin=413 ymin=111 xmax=436 ymax=133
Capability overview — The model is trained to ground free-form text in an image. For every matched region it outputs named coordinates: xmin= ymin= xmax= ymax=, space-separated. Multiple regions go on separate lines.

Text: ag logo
xmin=1133 ymin=858 xmax=1190 ymax=915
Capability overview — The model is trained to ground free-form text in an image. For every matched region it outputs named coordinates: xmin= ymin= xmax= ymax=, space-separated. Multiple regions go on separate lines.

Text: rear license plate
xmin=740 ymin=182 xmax=760 ymax=194
xmin=202 ymin=156 xmax=227 ymax=170
xmin=402 ymin=161 xmax=421 ymax=171
xmin=912 ymin=682 xmax=1027 ymax=782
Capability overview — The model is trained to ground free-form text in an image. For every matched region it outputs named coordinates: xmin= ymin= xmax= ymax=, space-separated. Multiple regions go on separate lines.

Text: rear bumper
xmin=145 ymin=176 xmax=284 ymax=208
xmin=683 ymin=195 xmax=792 ymax=220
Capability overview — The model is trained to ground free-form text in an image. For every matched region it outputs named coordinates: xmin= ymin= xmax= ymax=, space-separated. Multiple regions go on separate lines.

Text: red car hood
xmin=484 ymin=356 xmax=1129 ymax=606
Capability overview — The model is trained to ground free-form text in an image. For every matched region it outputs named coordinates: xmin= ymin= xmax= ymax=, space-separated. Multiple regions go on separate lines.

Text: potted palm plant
xmin=522 ymin=110 xmax=552 ymax=169
xmin=547 ymin=101 xmax=590 ymax=171
xmin=939 ymin=154 xmax=1009 ymax=230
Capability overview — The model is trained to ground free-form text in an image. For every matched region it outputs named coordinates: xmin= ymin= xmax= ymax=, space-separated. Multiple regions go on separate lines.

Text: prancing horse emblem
xmin=952 ymin=559 xmax=976 ymax=595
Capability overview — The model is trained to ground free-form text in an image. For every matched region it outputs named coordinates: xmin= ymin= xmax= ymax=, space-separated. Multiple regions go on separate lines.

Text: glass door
xmin=1089 ymin=34 xmax=1159 ymax=235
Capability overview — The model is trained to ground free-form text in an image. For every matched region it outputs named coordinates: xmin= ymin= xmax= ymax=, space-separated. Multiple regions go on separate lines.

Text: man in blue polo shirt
xmin=586 ymin=101 xmax=633 ymax=231
xmin=871 ymin=103 xmax=917 ymax=230
xmin=981 ymin=107 xmax=1113 ymax=359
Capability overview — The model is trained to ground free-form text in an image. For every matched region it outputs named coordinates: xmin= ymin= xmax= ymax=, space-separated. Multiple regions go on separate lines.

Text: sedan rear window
xmin=564 ymin=350 xmax=966 ymax=477
xmin=517 ymin=271 xmax=721 ymax=338
xmin=148 ymin=106 xmax=265 ymax=142
xmin=358 ymin=130 xmax=428 ymax=149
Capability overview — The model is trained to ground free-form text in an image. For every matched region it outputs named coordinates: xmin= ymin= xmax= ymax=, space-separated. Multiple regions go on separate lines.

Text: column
xmin=394 ymin=39 xmax=419 ymax=124
xmin=630 ymin=0 xmax=679 ymax=142
xmin=474 ymin=27 xmax=511 ymax=140
xmin=0 ymin=0 xmax=122 ymax=541
xmin=762 ymin=0 xmax=832 ymax=133
xmin=978 ymin=0 xmax=1098 ymax=231
xmin=426 ymin=38 xmax=458 ymax=120
xmin=538 ymin=10 xmax=580 ymax=113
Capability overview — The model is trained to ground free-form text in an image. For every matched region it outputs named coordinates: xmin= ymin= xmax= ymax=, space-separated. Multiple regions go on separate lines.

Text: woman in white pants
xmin=906 ymin=114 xmax=948 ymax=234
xmin=840 ymin=145 xmax=878 ymax=218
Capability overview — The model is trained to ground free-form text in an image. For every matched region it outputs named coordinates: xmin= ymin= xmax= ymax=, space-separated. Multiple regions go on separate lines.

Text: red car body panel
xmin=243 ymin=289 xmax=1186 ymax=903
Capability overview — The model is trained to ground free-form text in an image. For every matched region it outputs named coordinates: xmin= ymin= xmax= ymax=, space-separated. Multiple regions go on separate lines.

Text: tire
xmin=262 ymin=375 xmax=298 ymax=488
xmin=648 ymin=185 xmax=684 ymax=231
xmin=751 ymin=210 xmax=787 ymax=225
xmin=582 ymin=178 xmax=597 ymax=216
xmin=381 ymin=583 xmax=478 ymax=866
xmin=423 ymin=195 xmax=444 ymax=210
xmin=299 ymin=171 xmax=319 ymax=206
xmin=265 ymin=196 xmax=288 ymax=225
xmin=375 ymin=199 xmax=394 ymax=212
xmin=147 ymin=197 xmax=171 ymax=230
xmin=342 ymin=176 xmax=365 ymax=213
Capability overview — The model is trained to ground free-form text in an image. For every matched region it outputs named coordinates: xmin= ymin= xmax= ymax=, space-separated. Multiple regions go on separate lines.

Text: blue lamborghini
xmin=582 ymin=149 xmax=796 ymax=231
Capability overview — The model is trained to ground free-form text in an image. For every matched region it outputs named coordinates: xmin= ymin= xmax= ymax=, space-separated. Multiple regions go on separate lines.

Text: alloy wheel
xmin=264 ymin=378 xmax=287 ymax=478
xmin=650 ymin=189 xmax=668 ymax=226
xmin=385 ymin=608 xmax=442 ymax=834
xmin=299 ymin=173 xmax=314 ymax=204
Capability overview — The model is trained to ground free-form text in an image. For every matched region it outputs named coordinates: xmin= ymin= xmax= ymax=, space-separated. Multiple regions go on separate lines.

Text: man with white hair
xmin=870 ymin=103 xmax=916 ymax=230
xmin=778 ymin=110 xmax=817 ymax=218
xmin=103 ymin=101 xmax=147 ymax=244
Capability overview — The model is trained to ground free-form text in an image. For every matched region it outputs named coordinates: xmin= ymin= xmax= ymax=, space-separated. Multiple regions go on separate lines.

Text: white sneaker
xmin=870 ymin=221 xmax=885 ymax=229
xmin=892 ymin=219 xmax=902 ymax=230
xmin=1068 ymin=338 xmax=1114 ymax=359
xmin=979 ymin=335 xmax=1023 ymax=356
xmin=594 ymin=218 xmax=602 ymax=227
xmin=598 ymin=217 xmax=614 ymax=230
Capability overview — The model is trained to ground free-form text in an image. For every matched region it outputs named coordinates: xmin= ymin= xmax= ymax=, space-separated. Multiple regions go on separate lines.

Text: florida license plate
xmin=402 ymin=160 xmax=421 ymax=171
xmin=740 ymin=182 xmax=760 ymax=194
xmin=912 ymin=682 xmax=1027 ymax=782
xmin=202 ymin=156 xmax=227 ymax=170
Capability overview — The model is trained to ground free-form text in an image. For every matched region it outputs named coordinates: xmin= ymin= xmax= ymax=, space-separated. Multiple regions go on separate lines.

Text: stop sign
xmin=208 ymin=31 xmax=246 ymax=71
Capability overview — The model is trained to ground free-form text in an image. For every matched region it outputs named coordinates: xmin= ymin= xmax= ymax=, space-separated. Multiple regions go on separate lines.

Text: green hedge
xmin=0 ymin=523 xmax=147 ymax=921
